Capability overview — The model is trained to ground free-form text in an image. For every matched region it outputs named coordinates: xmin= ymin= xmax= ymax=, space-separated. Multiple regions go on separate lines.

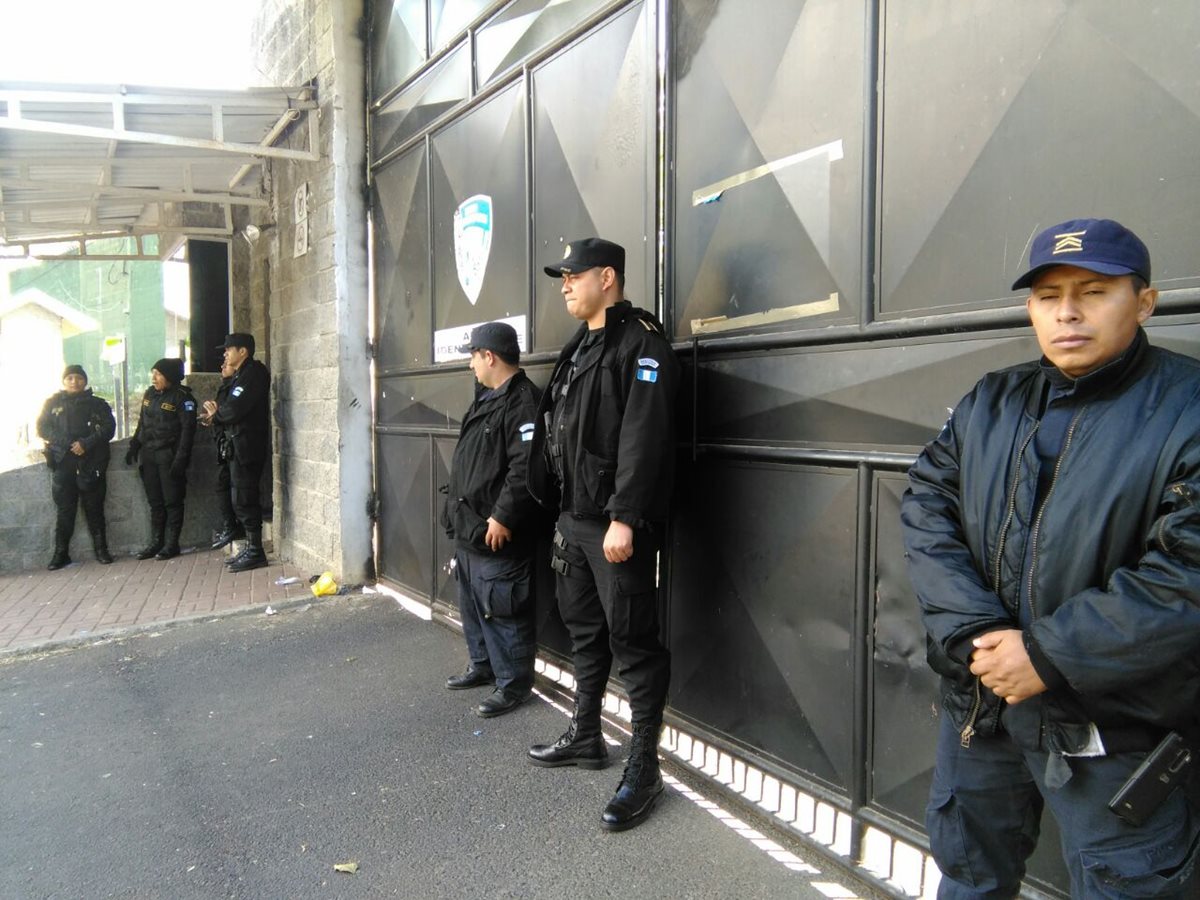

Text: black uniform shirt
xmin=548 ymin=328 xmax=605 ymax=510
xmin=132 ymin=384 xmax=197 ymax=466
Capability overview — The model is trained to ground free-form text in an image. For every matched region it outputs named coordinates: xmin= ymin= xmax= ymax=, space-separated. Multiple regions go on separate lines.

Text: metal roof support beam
xmin=0 ymin=177 xmax=268 ymax=207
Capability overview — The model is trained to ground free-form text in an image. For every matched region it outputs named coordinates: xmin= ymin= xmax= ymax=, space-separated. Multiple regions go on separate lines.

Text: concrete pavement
xmin=0 ymin=551 xmax=891 ymax=899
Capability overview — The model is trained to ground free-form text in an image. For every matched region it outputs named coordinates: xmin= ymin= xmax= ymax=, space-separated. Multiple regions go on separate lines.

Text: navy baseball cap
xmin=543 ymin=237 xmax=625 ymax=277
xmin=1012 ymin=218 xmax=1151 ymax=290
xmin=456 ymin=321 xmax=520 ymax=360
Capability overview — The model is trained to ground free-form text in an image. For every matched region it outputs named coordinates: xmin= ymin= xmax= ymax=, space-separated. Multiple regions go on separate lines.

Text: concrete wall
xmin=248 ymin=0 xmax=373 ymax=582
xmin=0 ymin=374 xmax=229 ymax=573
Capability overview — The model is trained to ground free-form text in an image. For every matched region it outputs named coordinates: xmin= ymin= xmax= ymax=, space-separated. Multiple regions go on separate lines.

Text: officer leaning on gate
xmin=37 ymin=364 xmax=117 ymax=570
xmin=126 ymin=357 xmax=197 ymax=560
xmin=199 ymin=333 xmax=271 ymax=573
xmin=526 ymin=237 xmax=680 ymax=832
xmin=901 ymin=219 xmax=1200 ymax=898
xmin=440 ymin=321 xmax=542 ymax=719
xmin=203 ymin=361 xmax=245 ymax=551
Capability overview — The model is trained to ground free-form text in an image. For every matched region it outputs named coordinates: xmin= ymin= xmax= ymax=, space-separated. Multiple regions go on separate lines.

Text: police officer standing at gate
xmin=205 ymin=361 xmax=245 ymax=550
xmin=127 ymin=358 xmax=196 ymax=560
xmin=200 ymin=333 xmax=271 ymax=573
xmin=440 ymin=322 xmax=541 ymax=718
xmin=902 ymin=219 xmax=1200 ymax=897
xmin=527 ymin=238 xmax=679 ymax=832
xmin=37 ymin=364 xmax=116 ymax=569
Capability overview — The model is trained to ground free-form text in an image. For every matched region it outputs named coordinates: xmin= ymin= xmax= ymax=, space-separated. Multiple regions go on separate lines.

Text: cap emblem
xmin=563 ymin=244 xmax=571 ymax=259
xmin=1052 ymin=230 xmax=1086 ymax=255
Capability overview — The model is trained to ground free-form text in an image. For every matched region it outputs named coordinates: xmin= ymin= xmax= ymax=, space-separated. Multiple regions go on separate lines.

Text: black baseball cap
xmin=217 ymin=332 xmax=256 ymax=355
xmin=1012 ymin=218 xmax=1151 ymax=290
xmin=543 ymin=237 xmax=626 ymax=277
xmin=456 ymin=321 xmax=520 ymax=360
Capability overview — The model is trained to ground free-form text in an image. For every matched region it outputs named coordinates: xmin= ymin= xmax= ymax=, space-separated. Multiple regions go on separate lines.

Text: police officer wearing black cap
xmin=903 ymin=218 xmax=1200 ymax=897
xmin=204 ymin=361 xmax=245 ymax=550
xmin=440 ymin=321 xmax=542 ymax=718
xmin=37 ymin=364 xmax=117 ymax=569
xmin=200 ymin=333 xmax=271 ymax=572
xmin=527 ymin=237 xmax=679 ymax=832
xmin=126 ymin=358 xmax=197 ymax=560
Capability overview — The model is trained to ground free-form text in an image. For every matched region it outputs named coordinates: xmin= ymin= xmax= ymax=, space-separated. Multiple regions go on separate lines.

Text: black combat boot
xmin=600 ymin=719 xmax=665 ymax=832
xmin=156 ymin=521 xmax=182 ymax=560
xmin=137 ymin=513 xmax=165 ymax=560
xmin=528 ymin=695 xmax=608 ymax=769
xmin=227 ymin=527 xmax=267 ymax=573
xmin=47 ymin=540 xmax=71 ymax=571
xmin=211 ymin=521 xmax=245 ymax=550
xmin=91 ymin=529 xmax=113 ymax=565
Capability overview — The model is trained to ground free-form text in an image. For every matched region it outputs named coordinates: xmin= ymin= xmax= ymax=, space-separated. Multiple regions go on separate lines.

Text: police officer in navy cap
xmin=526 ymin=237 xmax=680 ymax=831
xmin=37 ymin=364 xmax=116 ymax=569
xmin=903 ymin=218 xmax=1200 ymax=897
xmin=200 ymin=333 xmax=271 ymax=572
xmin=440 ymin=321 xmax=542 ymax=717
xmin=127 ymin=357 xmax=197 ymax=560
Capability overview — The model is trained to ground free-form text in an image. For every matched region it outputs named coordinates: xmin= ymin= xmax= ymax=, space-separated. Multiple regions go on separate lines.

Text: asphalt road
xmin=0 ymin=594 xmax=881 ymax=900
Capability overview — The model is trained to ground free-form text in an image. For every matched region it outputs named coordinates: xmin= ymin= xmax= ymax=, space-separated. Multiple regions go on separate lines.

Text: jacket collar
xmin=1039 ymin=326 xmax=1148 ymax=400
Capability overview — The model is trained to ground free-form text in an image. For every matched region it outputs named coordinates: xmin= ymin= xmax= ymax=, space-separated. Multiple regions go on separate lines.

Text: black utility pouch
xmin=1108 ymin=732 xmax=1193 ymax=827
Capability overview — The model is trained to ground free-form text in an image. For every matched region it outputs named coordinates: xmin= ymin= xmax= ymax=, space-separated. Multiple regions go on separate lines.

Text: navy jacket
xmin=130 ymin=384 xmax=197 ymax=469
xmin=37 ymin=389 xmax=115 ymax=469
xmin=902 ymin=333 xmax=1200 ymax=753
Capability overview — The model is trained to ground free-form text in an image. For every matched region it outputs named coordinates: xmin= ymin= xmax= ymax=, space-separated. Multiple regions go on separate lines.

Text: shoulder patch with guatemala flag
xmin=636 ymin=357 xmax=659 ymax=383
xmin=183 ymin=400 xmax=196 ymax=412
xmin=231 ymin=386 xmax=244 ymax=397
xmin=519 ymin=422 xmax=535 ymax=442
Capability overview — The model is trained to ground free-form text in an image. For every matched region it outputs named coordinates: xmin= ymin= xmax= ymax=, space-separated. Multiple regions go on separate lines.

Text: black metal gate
xmin=368 ymin=2 xmax=1200 ymax=895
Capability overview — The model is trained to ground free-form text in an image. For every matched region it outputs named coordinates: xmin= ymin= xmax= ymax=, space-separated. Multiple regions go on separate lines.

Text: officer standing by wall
xmin=36 ymin=364 xmax=116 ymax=569
xmin=126 ymin=358 xmax=196 ymax=560
xmin=440 ymin=322 xmax=542 ymax=718
xmin=902 ymin=219 xmax=1200 ymax=897
xmin=527 ymin=238 xmax=680 ymax=832
xmin=204 ymin=361 xmax=244 ymax=550
xmin=200 ymin=333 xmax=271 ymax=573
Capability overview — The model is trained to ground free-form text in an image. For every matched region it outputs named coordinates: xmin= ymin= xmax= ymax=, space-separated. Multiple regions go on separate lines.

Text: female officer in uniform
xmin=126 ymin=358 xmax=197 ymax=560
xmin=37 ymin=364 xmax=116 ymax=570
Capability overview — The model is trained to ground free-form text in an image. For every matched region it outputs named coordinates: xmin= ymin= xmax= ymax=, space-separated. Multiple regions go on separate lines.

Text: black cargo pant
xmin=51 ymin=456 xmax=106 ymax=543
xmin=229 ymin=456 xmax=265 ymax=531
xmin=216 ymin=459 xmax=236 ymax=528
xmin=140 ymin=454 xmax=186 ymax=539
xmin=551 ymin=513 xmax=670 ymax=723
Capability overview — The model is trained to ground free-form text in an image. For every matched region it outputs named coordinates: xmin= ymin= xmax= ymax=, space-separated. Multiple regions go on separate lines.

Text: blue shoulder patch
xmin=183 ymin=400 xmax=196 ymax=412
xmin=637 ymin=357 xmax=659 ymax=369
xmin=231 ymin=386 xmax=244 ymax=397
xmin=519 ymin=422 xmax=535 ymax=442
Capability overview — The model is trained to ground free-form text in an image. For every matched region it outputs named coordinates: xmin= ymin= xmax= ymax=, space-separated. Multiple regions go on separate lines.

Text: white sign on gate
xmin=452 ymin=194 xmax=493 ymax=305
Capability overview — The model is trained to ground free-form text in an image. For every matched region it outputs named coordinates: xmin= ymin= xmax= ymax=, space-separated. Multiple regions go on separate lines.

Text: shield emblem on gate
xmin=453 ymin=194 xmax=493 ymax=305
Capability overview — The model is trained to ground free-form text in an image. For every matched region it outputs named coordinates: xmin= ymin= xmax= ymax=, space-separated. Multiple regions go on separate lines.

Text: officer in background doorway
xmin=204 ymin=361 xmax=245 ymax=550
xmin=527 ymin=238 xmax=680 ymax=832
xmin=440 ymin=321 xmax=542 ymax=718
xmin=200 ymin=333 xmax=271 ymax=573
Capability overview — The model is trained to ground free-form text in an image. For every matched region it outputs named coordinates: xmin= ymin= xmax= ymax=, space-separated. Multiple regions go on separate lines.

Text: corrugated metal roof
xmin=0 ymin=81 xmax=318 ymax=259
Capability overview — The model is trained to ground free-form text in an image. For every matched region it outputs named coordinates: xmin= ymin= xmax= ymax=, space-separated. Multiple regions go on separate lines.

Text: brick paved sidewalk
xmin=0 ymin=546 xmax=314 ymax=655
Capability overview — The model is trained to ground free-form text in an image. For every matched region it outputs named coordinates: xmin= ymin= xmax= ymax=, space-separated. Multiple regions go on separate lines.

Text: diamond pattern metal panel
xmin=430 ymin=0 xmax=494 ymax=52
xmin=373 ymin=145 xmax=431 ymax=369
xmin=697 ymin=332 xmax=1040 ymax=450
xmin=672 ymin=0 xmax=866 ymax=338
xmin=531 ymin=3 xmax=654 ymax=350
xmin=669 ymin=458 xmax=857 ymax=788
xmin=377 ymin=433 xmax=434 ymax=595
xmin=477 ymin=0 xmax=614 ymax=86
xmin=430 ymin=83 xmax=529 ymax=335
xmin=378 ymin=372 xmax=470 ymax=429
xmin=372 ymin=42 xmax=471 ymax=162
xmin=880 ymin=1 xmax=1200 ymax=316
xmin=371 ymin=0 xmax=429 ymax=101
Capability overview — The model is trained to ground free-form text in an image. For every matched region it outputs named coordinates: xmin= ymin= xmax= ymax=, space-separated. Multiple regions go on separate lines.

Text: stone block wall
xmin=247 ymin=0 xmax=372 ymax=582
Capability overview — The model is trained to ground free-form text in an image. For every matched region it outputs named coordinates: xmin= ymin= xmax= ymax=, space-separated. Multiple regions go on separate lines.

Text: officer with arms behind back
xmin=440 ymin=321 xmax=542 ymax=718
xmin=126 ymin=357 xmax=197 ymax=560
xmin=200 ymin=333 xmax=271 ymax=573
xmin=527 ymin=238 xmax=679 ymax=832
xmin=37 ymin=364 xmax=116 ymax=569
xmin=902 ymin=219 xmax=1200 ymax=898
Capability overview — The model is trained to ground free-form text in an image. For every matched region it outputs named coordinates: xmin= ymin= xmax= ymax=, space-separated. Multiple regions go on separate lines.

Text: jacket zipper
xmin=963 ymin=423 xmax=1038 ymax=749
xmin=961 ymin=678 xmax=982 ymax=748
xmin=1026 ymin=409 xmax=1084 ymax=620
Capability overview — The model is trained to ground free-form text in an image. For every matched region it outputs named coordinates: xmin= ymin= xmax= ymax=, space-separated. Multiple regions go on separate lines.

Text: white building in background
xmin=0 ymin=287 xmax=98 ymax=470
